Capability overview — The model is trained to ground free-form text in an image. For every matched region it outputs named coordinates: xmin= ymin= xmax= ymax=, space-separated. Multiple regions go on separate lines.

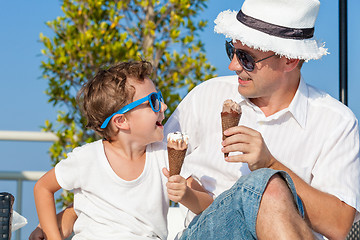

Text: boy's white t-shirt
xmin=55 ymin=140 xmax=169 ymax=240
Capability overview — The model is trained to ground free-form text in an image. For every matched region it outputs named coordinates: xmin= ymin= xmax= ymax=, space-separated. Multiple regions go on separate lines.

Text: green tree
xmin=40 ymin=0 xmax=216 ymax=206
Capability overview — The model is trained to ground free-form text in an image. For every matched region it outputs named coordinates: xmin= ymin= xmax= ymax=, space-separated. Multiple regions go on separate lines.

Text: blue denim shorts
xmin=179 ymin=168 xmax=304 ymax=240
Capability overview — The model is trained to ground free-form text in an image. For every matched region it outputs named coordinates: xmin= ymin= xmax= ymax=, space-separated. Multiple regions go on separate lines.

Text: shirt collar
xmin=238 ymin=76 xmax=309 ymax=128
xmin=287 ymin=76 xmax=308 ymax=128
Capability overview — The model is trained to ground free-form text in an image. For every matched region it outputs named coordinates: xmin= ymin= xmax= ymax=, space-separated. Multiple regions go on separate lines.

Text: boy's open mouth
xmin=156 ymin=121 xmax=163 ymax=126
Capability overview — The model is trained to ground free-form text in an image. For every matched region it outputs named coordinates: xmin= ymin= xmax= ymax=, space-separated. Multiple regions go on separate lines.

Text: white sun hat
xmin=214 ymin=0 xmax=328 ymax=60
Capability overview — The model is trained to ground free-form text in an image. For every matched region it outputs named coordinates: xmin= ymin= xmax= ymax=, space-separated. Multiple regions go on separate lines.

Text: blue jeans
xmin=179 ymin=168 xmax=304 ymax=240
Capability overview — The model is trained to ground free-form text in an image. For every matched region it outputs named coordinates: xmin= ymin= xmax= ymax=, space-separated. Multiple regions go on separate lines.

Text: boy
xmin=34 ymin=60 xmax=213 ymax=240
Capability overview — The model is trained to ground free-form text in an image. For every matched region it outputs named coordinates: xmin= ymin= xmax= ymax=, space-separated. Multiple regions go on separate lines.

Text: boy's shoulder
xmin=70 ymin=139 xmax=103 ymax=156
xmin=147 ymin=141 xmax=168 ymax=166
xmin=147 ymin=141 xmax=167 ymax=153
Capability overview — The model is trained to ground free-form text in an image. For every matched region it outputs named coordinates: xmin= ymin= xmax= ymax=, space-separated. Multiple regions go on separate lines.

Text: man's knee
xmin=257 ymin=174 xmax=314 ymax=240
xmin=265 ymin=174 xmax=291 ymax=197
xmin=261 ymin=174 xmax=299 ymax=212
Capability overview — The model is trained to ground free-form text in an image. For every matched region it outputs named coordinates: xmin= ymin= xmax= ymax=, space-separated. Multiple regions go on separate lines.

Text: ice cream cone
xmin=221 ymin=100 xmax=241 ymax=157
xmin=167 ymin=132 xmax=189 ymax=176
xmin=168 ymin=147 xmax=187 ymax=176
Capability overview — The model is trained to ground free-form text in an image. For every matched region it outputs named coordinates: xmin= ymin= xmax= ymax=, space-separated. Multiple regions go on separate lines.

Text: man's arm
xmin=57 ymin=204 xmax=77 ymax=239
xmin=222 ymin=125 xmax=356 ymax=239
xmin=29 ymin=204 xmax=77 ymax=240
xmin=269 ymin=160 xmax=355 ymax=239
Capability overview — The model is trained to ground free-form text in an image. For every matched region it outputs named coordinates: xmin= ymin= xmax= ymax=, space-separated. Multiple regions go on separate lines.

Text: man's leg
xmin=180 ymin=169 xmax=314 ymax=240
xmin=256 ymin=174 xmax=314 ymax=240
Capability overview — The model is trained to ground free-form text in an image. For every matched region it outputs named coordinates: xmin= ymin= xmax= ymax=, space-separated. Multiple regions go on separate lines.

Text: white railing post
xmin=16 ymin=180 xmax=23 ymax=214
xmin=16 ymin=179 xmax=23 ymax=240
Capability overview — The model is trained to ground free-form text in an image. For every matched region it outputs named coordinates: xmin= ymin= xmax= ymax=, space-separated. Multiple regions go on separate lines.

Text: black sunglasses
xmin=225 ymin=41 xmax=276 ymax=72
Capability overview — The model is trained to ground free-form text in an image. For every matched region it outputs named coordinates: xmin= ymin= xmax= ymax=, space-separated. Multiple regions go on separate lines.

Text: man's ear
xmin=112 ymin=114 xmax=130 ymax=130
xmin=283 ymin=58 xmax=300 ymax=72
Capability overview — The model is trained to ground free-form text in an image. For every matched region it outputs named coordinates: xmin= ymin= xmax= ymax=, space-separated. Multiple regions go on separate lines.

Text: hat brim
xmin=214 ymin=10 xmax=328 ymax=60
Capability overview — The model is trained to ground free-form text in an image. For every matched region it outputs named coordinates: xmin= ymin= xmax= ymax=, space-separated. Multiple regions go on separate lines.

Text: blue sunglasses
xmin=100 ymin=91 xmax=164 ymax=129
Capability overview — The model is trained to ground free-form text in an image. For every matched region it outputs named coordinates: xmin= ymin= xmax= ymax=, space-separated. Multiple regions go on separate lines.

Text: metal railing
xmin=0 ymin=130 xmax=57 ymax=240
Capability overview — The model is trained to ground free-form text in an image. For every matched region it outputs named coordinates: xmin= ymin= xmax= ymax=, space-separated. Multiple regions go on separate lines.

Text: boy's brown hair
xmin=77 ymin=60 xmax=153 ymax=140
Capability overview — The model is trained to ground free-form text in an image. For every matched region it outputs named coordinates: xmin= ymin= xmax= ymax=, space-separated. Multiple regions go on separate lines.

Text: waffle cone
xmin=221 ymin=111 xmax=241 ymax=157
xmin=168 ymin=147 xmax=187 ymax=176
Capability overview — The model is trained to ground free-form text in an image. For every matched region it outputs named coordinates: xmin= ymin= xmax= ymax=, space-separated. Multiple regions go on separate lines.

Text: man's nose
xmin=228 ymin=55 xmax=243 ymax=72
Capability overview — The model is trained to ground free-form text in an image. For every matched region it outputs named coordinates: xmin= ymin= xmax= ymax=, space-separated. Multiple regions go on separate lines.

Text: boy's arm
xmin=29 ymin=204 xmax=77 ymax=240
xmin=34 ymin=168 xmax=62 ymax=240
xmin=163 ymin=168 xmax=213 ymax=215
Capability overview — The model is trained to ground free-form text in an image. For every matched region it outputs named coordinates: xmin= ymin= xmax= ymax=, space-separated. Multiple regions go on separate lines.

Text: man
xmin=165 ymin=0 xmax=359 ymax=239
xmin=30 ymin=0 xmax=359 ymax=239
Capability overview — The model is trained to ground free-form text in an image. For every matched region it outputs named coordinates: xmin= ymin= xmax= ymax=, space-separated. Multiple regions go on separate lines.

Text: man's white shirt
xmin=165 ymin=75 xmax=360 ymax=239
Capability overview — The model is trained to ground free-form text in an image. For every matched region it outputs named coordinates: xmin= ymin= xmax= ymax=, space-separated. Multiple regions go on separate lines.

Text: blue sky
xmin=0 ymin=0 xmax=359 ymax=238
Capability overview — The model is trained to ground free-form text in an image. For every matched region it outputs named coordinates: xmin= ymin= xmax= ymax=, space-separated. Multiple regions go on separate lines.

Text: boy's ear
xmin=283 ymin=58 xmax=300 ymax=72
xmin=112 ymin=114 xmax=130 ymax=130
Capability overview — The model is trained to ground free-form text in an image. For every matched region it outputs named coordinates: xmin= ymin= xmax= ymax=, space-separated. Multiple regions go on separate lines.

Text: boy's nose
xmin=161 ymin=102 xmax=168 ymax=112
